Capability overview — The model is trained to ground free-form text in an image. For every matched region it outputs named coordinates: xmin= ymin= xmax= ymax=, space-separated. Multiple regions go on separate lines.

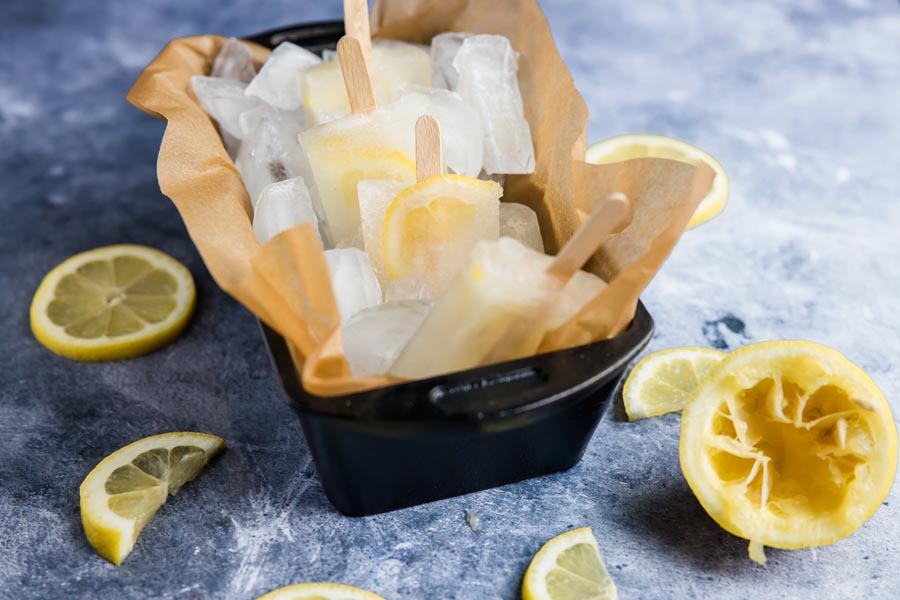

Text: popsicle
xmin=390 ymin=194 xmax=631 ymax=379
xmin=298 ymin=36 xmax=420 ymax=246
xmin=357 ymin=115 xmax=501 ymax=296
xmin=299 ymin=0 xmax=431 ymax=126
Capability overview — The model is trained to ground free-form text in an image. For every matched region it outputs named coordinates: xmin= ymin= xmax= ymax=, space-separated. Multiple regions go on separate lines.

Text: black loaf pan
xmin=248 ymin=21 xmax=655 ymax=516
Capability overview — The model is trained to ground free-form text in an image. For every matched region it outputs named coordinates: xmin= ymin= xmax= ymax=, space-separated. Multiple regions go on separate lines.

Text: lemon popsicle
xmin=357 ymin=115 xmax=499 ymax=296
xmin=379 ymin=174 xmax=500 ymax=296
xmin=300 ymin=40 xmax=431 ymax=126
xmin=390 ymin=196 xmax=630 ymax=379
xmin=357 ymin=175 xmax=500 ymax=293
xmin=299 ymin=39 xmax=480 ymax=249
xmin=389 ymin=237 xmax=564 ymax=379
xmin=298 ymin=98 xmax=419 ymax=246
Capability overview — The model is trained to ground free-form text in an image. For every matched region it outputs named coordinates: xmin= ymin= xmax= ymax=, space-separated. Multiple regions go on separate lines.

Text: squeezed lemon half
xmin=680 ymin=341 xmax=897 ymax=563
xmin=382 ymin=174 xmax=501 ymax=296
xmin=586 ymin=134 xmax=728 ymax=228
xmin=80 ymin=432 xmax=224 ymax=565
xmin=30 ymin=244 xmax=195 ymax=361
xmin=256 ymin=583 xmax=386 ymax=600
xmin=522 ymin=527 xmax=617 ymax=600
xmin=623 ymin=346 xmax=726 ymax=420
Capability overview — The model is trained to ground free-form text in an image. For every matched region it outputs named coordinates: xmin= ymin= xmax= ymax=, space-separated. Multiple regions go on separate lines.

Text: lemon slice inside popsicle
xmin=382 ymin=174 xmax=501 ymax=296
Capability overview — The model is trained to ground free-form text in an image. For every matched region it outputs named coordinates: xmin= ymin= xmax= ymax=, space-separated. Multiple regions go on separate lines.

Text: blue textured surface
xmin=2 ymin=0 xmax=900 ymax=598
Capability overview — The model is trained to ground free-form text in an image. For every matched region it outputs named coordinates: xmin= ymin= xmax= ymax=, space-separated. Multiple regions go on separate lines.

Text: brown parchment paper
xmin=127 ymin=0 xmax=713 ymax=397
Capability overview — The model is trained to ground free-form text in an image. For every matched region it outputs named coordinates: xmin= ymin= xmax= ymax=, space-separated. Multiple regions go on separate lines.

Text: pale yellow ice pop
xmin=358 ymin=115 xmax=501 ymax=296
xmin=298 ymin=36 xmax=418 ymax=246
xmin=299 ymin=0 xmax=430 ymax=126
xmin=390 ymin=194 xmax=631 ymax=379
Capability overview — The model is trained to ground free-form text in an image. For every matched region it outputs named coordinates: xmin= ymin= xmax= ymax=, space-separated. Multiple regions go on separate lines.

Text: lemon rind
xmin=30 ymin=244 xmax=195 ymax=361
xmin=522 ymin=527 xmax=616 ymax=600
xmin=585 ymin=134 xmax=728 ymax=229
xmin=680 ymin=340 xmax=898 ymax=550
xmin=623 ymin=346 xmax=726 ymax=421
xmin=80 ymin=432 xmax=224 ymax=565
xmin=255 ymin=582 xmax=387 ymax=600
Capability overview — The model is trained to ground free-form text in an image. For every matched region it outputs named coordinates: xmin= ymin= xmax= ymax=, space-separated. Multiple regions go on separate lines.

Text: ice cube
xmin=191 ymin=76 xmax=263 ymax=139
xmin=500 ymin=202 xmax=544 ymax=252
xmin=478 ymin=170 xmax=505 ymax=187
xmin=237 ymin=103 xmax=305 ymax=140
xmin=398 ymin=86 xmax=484 ymax=178
xmin=235 ymin=115 xmax=329 ymax=244
xmin=357 ymin=179 xmax=410 ymax=283
xmin=453 ymin=35 xmax=535 ymax=174
xmin=212 ymin=38 xmax=257 ymax=83
xmin=324 ymin=248 xmax=383 ymax=323
xmin=343 ymin=300 xmax=432 ymax=376
xmin=384 ymin=278 xmax=430 ymax=302
xmin=245 ymin=41 xmax=321 ymax=110
xmin=335 ymin=225 xmax=365 ymax=251
xmin=252 ymin=177 xmax=321 ymax=245
xmin=430 ymin=32 xmax=470 ymax=89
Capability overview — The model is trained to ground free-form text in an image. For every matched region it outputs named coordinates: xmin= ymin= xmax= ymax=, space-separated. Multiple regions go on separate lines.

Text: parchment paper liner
xmin=127 ymin=0 xmax=713 ymax=397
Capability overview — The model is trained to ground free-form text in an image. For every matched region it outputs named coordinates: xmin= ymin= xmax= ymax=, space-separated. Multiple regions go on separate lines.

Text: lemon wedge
xmin=586 ymin=134 xmax=728 ymax=228
xmin=680 ymin=341 xmax=898 ymax=564
xmin=80 ymin=432 xmax=224 ymax=565
xmin=623 ymin=347 xmax=726 ymax=420
xmin=522 ymin=527 xmax=617 ymax=600
xmin=30 ymin=244 xmax=195 ymax=361
xmin=382 ymin=174 xmax=501 ymax=296
xmin=256 ymin=583 xmax=386 ymax=600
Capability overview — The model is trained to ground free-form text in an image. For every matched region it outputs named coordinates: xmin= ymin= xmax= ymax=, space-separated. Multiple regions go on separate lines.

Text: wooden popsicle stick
xmin=546 ymin=193 xmax=631 ymax=281
xmin=343 ymin=0 xmax=373 ymax=63
xmin=337 ymin=36 xmax=376 ymax=115
xmin=415 ymin=115 xmax=442 ymax=182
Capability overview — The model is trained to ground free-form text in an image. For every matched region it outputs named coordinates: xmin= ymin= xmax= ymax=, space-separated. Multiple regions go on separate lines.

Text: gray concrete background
xmin=2 ymin=0 xmax=899 ymax=598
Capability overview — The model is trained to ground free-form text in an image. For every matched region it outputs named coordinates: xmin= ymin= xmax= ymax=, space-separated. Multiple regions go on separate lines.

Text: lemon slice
xmin=80 ymin=432 xmax=224 ymax=565
xmin=586 ymin=134 xmax=728 ymax=228
xmin=522 ymin=527 xmax=617 ymax=600
xmin=382 ymin=174 xmax=501 ymax=296
xmin=30 ymin=244 xmax=195 ymax=361
xmin=623 ymin=346 xmax=726 ymax=420
xmin=680 ymin=341 xmax=898 ymax=564
xmin=256 ymin=583 xmax=386 ymax=600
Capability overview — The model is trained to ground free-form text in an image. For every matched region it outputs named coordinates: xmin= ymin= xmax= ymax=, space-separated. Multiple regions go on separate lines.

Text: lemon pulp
xmin=623 ymin=346 xmax=726 ymax=420
xmin=522 ymin=527 xmax=617 ymax=600
xmin=31 ymin=244 xmax=195 ymax=361
xmin=80 ymin=432 xmax=224 ymax=565
xmin=680 ymin=341 xmax=897 ymax=562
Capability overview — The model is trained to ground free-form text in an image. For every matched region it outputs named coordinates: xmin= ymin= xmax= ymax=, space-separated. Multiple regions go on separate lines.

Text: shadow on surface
xmin=609 ymin=376 xmax=629 ymax=423
xmin=619 ymin=479 xmax=750 ymax=574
